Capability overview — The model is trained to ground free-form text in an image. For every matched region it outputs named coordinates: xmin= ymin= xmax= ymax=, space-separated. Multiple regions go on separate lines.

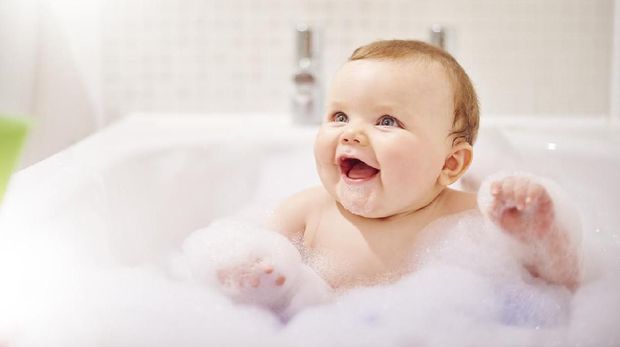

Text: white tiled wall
xmin=101 ymin=0 xmax=613 ymax=120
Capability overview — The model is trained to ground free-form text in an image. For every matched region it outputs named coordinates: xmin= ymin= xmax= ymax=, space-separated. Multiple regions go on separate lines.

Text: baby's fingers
xmin=525 ymin=183 xmax=553 ymax=212
xmin=513 ymin=178 xmax=530 ymax=210
xmin=525 ymin=182 xmax=543 ymax=206
xmin=491 ymin=181 xmax=502 ymax=196
xmin=501 ymin=176 xmax=517 ymax=199
xmin=491 ymin=177 xmax=517 ymax=207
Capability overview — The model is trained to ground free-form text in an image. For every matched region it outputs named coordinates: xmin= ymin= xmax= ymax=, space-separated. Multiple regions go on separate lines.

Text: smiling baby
xmin=186 ymin=40 xmax=581 ymax=318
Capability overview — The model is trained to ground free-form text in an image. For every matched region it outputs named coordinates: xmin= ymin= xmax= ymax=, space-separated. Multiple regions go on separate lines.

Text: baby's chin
xmin=336 ymin=184 xmax=383 ymax=218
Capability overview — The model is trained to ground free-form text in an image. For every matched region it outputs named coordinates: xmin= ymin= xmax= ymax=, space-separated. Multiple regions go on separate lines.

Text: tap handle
xmin=296 ymin=24 xmax=314 ymax=62
xmin=429 ymin=25 xmax=446 ymax=50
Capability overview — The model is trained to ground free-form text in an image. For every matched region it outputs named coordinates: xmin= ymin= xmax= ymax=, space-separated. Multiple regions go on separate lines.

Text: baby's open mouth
xmin=339 ymin=157 xmax=380 ymax=180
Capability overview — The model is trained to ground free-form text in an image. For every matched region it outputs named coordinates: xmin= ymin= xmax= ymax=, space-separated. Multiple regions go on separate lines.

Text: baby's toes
xmin=248 ymin=275 xmax=261 ymax=288
xmin=217 ymin=267 xmax=244 ymax=287
xmin=274 ymin=275 xmax=286 ymax=286
xmin=253 ymin=262 xmax=287 ymax=288
xmin=262 ymin=269 xmax=286 ymax=287
xmin=234 ymin=270 xmax=257 ymax=288
xmin=262 ymin=263 xmax=274 ymax=274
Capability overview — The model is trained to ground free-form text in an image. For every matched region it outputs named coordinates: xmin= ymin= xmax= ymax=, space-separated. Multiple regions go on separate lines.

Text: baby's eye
xmin=377 ymin=115 xmax=400 ymax=127
xmin=332 ymin=112 xmax=349 ymax=123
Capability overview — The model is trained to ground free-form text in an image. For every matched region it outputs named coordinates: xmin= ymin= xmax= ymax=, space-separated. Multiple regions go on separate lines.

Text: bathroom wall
xmin=0 ymin=0 xmax=103 ymax=167
xmin=0 ymin=0 xmax=615 ymax=167
xmin=0 ymin=0 xmax=38 ymax=117
xmin=102 ymin=0 xmax=613 ymax=120
xmin=611 ymin=0 xmax=620 ymax=119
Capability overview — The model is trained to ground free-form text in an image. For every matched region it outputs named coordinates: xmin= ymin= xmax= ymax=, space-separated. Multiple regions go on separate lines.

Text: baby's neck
xmin=338 ymin=187 xmax=476 ymax=229
xmin=336 ymin=188 xmax=444 ymax=229
xmin=384 ymin=187 xmax=450 ymax=222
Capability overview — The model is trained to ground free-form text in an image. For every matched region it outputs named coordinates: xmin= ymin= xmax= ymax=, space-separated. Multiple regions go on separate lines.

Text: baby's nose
xmin=340 ymin=128 xmax=368 ymax=146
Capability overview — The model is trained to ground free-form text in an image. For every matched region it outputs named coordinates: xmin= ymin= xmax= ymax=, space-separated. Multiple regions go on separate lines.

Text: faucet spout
xmin=291 ymin=24 xmax=322 ymax=125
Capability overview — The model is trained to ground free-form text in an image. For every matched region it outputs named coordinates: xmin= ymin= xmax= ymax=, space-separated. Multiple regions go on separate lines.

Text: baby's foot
xmin=217 ymin=257 xmax=286 ymax=289
xmin=216 ymin=257 xmax=291 ymax=309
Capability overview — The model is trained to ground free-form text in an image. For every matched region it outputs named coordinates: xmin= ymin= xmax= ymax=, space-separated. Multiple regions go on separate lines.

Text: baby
xmin=186 ymin=40 xmax=581 ymax=317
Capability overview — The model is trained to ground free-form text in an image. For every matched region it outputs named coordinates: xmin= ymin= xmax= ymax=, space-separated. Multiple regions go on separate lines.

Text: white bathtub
xmin=0 ymin=115 xmax=327 ymax=265
xmin=2 ymin=114 xmax=618 ymax=261
xmin=1 ymin=113 xmax=619 ymax=346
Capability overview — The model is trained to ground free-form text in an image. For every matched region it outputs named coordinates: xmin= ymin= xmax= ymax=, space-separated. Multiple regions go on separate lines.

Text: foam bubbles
xmin=0 ymin=216 xmax=619 ymax=346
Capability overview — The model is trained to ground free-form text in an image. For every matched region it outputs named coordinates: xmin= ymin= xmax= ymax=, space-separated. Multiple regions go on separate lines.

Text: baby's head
xmin=314 ymin=39 xmax=479 ymax=218
xmin=349 ymin=40 xmax=479 ymax=145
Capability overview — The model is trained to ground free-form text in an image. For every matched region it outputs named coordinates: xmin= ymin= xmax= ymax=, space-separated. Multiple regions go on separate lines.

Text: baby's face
xmin=314 ymin=58 xmax=456 ymax=218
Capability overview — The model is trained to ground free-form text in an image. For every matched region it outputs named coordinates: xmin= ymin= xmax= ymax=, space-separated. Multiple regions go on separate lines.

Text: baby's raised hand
xmin=479 ymin=173 xmax=581 ymax=289
xmin=487 ymin=176 xmax=555 ymax=241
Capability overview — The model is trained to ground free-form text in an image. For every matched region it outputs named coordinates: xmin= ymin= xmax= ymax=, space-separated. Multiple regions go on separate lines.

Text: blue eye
xmin=378 ymin=115 xmax=399 ymax=127
xmin=333 ymin=112 xmax=348 ymax=123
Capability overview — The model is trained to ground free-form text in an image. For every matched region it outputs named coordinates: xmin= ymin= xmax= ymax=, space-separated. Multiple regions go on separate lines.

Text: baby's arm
xmin=264 ymin=187 xmax=333 ymax=315
xmin=264 ymin=188 xmax=317 ymax=245
xmin=478 ymin=174 xmax=581 ymax=290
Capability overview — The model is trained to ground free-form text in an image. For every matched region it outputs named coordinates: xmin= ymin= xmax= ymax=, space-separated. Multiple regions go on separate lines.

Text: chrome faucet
xmin=291 ymin=24 xmax=322 ymax=125
xmin=429 ymin=25 xmax=446 ymax=50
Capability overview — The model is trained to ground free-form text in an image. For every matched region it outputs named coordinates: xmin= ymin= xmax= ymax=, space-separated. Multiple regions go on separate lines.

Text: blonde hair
xmin=349 ymin=40 xmax=479 ymax=145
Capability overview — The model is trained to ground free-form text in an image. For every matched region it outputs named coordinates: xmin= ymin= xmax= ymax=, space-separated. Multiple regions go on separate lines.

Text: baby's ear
xmin=438 ymin=141 xmax=473 ymax=186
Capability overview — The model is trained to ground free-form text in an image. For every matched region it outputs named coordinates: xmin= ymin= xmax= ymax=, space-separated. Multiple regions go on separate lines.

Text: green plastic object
xmin=0 ymin=115 xmax=29 ymax=203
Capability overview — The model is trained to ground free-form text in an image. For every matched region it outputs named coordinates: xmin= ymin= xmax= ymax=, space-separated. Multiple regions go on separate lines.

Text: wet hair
xmin=349 ymin=40 xmax=479 ymax=145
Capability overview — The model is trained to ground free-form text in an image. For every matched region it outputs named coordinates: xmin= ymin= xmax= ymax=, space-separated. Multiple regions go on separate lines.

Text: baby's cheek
xmin=313 ymin=129 xmax=337 ymax=164
xmin=384 ymin=146 xmax=430 ymax=179
xmin=384 ymin=147 xmax=443 ymax=195
xmin=314 ymin=131 xmax=340 ymax=194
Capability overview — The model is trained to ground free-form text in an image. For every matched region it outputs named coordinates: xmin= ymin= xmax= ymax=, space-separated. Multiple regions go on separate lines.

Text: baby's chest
xmin=303 ymin=218 xmax=414 ymax=289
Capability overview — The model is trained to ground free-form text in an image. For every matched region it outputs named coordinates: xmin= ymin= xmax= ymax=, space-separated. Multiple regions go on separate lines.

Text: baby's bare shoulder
xmin=267 ymin=186 xmax=331 ymax=239
xmin=442 ymin=188 xmax=478 ymax=214
xmin=285 ymin=186 xmax=331 ymax=208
